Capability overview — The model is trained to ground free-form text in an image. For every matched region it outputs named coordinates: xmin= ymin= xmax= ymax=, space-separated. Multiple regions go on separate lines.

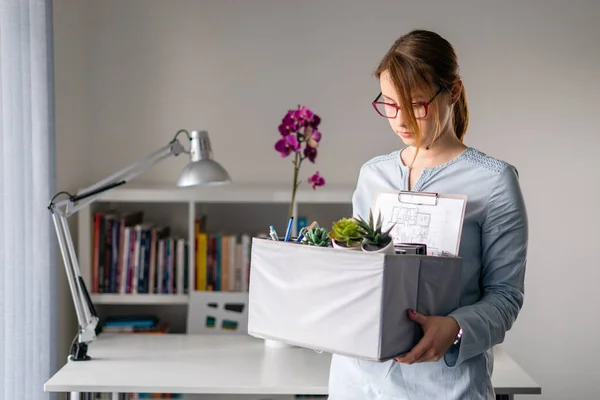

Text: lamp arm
xmin=54 ymin=134 xmax=187 ymax=217
xmin=48 ymin=130 xmax=189 ymax=361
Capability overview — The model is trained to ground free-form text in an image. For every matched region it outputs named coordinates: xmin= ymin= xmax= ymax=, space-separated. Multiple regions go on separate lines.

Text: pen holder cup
xmin=247 ymin=237 xmax=463 ymax=362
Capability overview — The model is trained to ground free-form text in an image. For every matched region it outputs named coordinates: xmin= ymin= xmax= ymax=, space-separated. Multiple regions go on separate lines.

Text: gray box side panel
xmin=417 ymin=256 xmax=463 ymax=317
xmin=380 ymin=255 xmax=422 ymax=361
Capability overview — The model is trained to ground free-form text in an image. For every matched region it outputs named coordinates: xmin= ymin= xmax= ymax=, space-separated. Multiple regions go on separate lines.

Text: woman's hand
xmin=394 ymin=309 xmax=460 ymax=364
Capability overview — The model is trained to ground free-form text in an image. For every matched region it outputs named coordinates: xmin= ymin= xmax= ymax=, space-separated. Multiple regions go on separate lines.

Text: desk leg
xmin=495 ymin=395 xmax=514 ymax=400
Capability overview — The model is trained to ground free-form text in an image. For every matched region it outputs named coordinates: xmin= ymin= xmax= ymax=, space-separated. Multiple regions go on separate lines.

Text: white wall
xmin=54 ymin=0 xmax=600 ymax=399
xmin=52 ymin=0 xmax=90 ymax=373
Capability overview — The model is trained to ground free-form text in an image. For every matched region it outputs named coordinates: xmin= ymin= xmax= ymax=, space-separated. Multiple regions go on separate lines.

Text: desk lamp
xmin=48 ymin=129 xmax=231 ymax=361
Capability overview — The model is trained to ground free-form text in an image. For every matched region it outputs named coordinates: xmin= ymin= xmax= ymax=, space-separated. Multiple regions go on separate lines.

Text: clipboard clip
xmin=397 ymin=191 xmax=439 ymax=206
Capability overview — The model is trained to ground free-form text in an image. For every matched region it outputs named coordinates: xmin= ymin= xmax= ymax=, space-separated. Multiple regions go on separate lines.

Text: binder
xmin=371 ymin=190 xmax=467 ymax=257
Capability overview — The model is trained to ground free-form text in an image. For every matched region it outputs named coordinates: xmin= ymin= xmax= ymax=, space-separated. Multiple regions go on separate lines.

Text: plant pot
xmin=332 ymin=239 xmax=361 ymax=251
xmin=361 ymin=239 xmax=395 ymax=255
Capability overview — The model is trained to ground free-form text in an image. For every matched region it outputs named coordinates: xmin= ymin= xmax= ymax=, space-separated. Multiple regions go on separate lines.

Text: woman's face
xmin=378 ymin=69 xmax=454 ymax=148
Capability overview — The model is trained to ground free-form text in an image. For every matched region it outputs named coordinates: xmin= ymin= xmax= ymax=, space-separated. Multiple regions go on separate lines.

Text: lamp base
xmin=70 ymin=342 xmax=91 ymax=361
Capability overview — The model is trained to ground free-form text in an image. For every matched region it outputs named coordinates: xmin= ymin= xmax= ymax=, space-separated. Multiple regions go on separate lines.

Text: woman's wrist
xmin=453 ymin=327 xmax=463 ymax=345
xmin=448 ymin=317 xmax=462 ymax=345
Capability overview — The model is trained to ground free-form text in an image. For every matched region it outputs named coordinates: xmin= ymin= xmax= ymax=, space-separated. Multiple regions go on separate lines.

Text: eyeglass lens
xmin=374 ymin=102 xmax=427 ymax=119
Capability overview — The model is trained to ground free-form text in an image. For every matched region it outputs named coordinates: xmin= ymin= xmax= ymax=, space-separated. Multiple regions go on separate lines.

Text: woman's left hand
xmin=394 ymin=309 xmax=460 ymax=364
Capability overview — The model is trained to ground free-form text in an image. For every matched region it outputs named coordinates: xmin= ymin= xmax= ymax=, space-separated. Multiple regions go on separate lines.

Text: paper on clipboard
xmin=371 ymin=191 xmax=467 ymax=256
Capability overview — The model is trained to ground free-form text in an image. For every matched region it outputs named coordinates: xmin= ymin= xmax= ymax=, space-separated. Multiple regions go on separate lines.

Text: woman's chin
xmin=398 ymin=134 xmax=416 ymax=146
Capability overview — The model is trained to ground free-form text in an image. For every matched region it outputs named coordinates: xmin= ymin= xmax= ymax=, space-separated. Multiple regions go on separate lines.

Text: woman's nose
xmin=394 ymin=111 xmax=407 ymax=129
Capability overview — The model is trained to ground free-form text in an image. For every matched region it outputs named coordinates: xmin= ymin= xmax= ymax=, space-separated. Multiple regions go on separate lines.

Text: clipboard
xmin=371 ymin=190 xmax=467 ymax=257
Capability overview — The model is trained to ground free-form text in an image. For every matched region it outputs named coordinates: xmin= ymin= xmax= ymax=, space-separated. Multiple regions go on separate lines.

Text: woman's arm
xmin=444 ymin=164 xmax=528 ymax=367
xmin=351 ymin=165 xmax=373 ymax=220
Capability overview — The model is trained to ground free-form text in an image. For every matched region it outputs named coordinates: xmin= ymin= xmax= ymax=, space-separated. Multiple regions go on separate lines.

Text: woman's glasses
xmin=372 ymin=87 xmax=444 ymax=119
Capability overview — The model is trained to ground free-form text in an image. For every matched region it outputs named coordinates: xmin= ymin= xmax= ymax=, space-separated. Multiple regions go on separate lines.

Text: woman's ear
xmin=450 ymin=79 xmax=463 ymax=104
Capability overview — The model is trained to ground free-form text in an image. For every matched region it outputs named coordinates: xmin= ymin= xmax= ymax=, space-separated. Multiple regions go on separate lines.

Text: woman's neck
xmin=403 ymin=131 xmax=467 ymax=169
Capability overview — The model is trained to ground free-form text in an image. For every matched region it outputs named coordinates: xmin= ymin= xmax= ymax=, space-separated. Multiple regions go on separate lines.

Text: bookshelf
xmin=77 ymin=182 xmax=354 ymax=334
xmin=90 ymin=294 xmax=189 ymax=305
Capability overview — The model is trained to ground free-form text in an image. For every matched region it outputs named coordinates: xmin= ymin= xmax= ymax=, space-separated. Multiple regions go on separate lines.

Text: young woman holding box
xmin=328 ymin=29 xmax=528 ymax=400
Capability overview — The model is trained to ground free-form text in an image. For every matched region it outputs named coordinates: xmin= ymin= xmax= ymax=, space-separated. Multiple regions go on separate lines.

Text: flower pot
xmin=361 ymin=239 xmax=395 ymax=255
xmin=332 ymin=239 xmax=361 ymax=251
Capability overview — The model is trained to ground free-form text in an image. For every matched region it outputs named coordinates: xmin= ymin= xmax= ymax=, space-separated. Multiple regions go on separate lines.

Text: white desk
xmin=44 ymin=333 xmax=541 ymax=400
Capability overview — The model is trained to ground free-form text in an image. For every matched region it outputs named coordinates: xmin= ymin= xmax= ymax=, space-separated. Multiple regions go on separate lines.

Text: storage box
xmin=247 ymin=237 xmax=462 ymax=362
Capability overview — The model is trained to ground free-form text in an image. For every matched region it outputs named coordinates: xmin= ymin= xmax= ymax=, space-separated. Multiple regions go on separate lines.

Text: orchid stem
xmin=289 ymin=151 xmax=301 ymax=219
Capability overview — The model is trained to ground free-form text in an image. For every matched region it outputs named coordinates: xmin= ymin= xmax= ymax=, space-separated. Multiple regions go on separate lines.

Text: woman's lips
xmin=398 ymin=131 xmax=412 ymax=139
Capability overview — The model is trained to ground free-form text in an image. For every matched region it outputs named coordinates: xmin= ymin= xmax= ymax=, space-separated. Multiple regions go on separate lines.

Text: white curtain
xmin=0 ymin=0 xmax=58 ymax=399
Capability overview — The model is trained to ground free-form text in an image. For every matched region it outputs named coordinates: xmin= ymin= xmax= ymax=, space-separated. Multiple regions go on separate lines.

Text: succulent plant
xmin=356 ymin=208 xmax=394 ymax=251
xmin=302 ymin=227 xmax=331 ymax=247
xmin=328 ymin=217 xmax=363 ymax=248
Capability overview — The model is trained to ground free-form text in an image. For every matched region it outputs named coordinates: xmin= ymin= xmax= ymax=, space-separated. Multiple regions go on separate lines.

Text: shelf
xmin=78 ymin=182 xmax=354 ymax=335
xmin=90 ymin=294 xmax=189 ymax=305
xmin=78 ymin=183 xmax=354 ymax=204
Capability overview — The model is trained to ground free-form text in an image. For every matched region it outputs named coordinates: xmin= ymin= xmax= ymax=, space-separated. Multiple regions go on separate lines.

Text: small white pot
xmin=332 ymin=239 xmax=361 ymax=251
xmin=361 ymin=239 xmax=395 ymax=255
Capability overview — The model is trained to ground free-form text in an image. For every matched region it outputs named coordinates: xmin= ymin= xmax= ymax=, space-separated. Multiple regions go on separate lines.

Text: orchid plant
xmin=275 ymin=105 xmax=326 ymax=218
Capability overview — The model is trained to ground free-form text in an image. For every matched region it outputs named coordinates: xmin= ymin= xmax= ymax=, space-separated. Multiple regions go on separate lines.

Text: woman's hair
xmin=374 ymin=30 xmax=469 ymax=148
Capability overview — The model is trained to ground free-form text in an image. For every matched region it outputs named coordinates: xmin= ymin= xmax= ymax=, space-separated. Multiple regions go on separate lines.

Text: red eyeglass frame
xmin=371 ymin=86 xmax=444 ymax=119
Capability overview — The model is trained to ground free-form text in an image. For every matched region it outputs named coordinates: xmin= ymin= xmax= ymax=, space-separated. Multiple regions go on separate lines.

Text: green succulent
xmin=356 ymin=208 xmax=394 ymax=249
xmin=328 ymin=217 xmax=363 ymax=248
xmin=302 ymin=227 xmax=331 ymax=247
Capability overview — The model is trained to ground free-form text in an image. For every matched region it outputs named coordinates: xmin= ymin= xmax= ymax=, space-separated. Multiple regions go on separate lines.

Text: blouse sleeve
xmin=444 ymin=164 xmax=529 ymax=367
xmin=351 ymin=165 xmax=374 ymax=221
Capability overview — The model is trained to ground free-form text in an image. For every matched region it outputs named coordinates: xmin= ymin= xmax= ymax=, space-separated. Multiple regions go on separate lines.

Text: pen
xmin=296 ymin=227 xmax=306 ymax=243
xmin=284 ymin=217 xmax=294 ymax=241
xmin=269 ymin=225 xmax=279 ymax=241
xmin=296 ymin=220 xmax=318 ymax=242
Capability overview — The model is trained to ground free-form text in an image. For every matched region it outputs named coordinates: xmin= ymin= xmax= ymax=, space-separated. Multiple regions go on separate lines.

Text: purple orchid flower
xmin=292 ymin=106 xmax=314 ymax=127
xmin=276 ymin=105 xmax=325 ymax=218
xmin=278 ymin=113 xmax=298 ymax=136
xmin=275 ymin=134 xmax=300 ymax=157
xmin=310 ymin=114 xmax=321 ymax=129
xmin=303 ymin=146 xmax=317 ymax=163
xmin=307 ymin=171 xmax=325 ymax=190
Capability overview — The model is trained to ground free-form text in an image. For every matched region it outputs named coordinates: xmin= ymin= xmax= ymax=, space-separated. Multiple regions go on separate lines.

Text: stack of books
xmin=100 ymin=315 xmax=169 ymax=334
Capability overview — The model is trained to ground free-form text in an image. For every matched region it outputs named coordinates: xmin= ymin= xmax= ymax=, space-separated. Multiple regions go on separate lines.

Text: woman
xmin=328 ymin=30 xmax=528 ymax=399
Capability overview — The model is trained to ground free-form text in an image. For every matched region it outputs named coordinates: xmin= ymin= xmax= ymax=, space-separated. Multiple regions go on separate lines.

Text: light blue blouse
xmin=328 ymin=147 xmax=528 ymax=400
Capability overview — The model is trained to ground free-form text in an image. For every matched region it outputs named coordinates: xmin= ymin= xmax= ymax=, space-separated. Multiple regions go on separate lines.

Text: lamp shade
xmin=177 ymin=130 xmax=231 ymax=187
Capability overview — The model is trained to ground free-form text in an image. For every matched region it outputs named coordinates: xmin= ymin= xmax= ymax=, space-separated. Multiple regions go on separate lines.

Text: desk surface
xmin=45 ymin=334 xmax=541 ymax=395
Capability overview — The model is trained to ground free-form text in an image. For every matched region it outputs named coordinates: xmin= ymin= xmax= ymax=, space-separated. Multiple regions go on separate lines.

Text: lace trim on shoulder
xmin=462 ymin=148 xmax=508 ymax=174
